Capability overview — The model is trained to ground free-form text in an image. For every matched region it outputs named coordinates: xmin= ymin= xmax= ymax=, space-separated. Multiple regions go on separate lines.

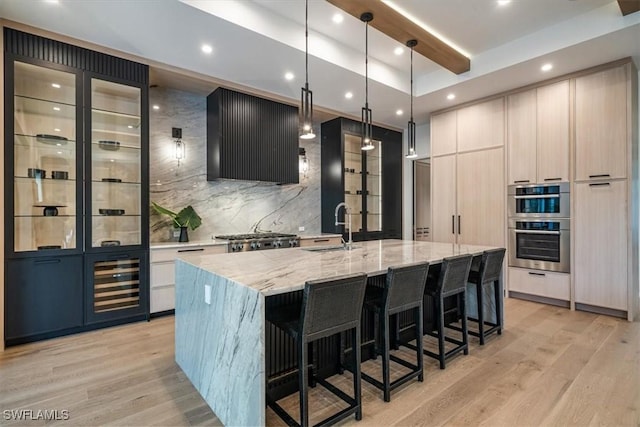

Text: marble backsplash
xmin=149 ymin=87 xmax=321 ymax=242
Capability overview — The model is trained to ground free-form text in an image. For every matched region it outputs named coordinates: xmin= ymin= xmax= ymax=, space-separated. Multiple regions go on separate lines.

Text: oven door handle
xmin=513 ymin=194 xmax=560 ymax=199
xmin=514 ymin=230 xmax=561 ymax=235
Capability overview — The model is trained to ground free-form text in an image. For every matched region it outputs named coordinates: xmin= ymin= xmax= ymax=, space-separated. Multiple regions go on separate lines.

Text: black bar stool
xmin=418 ymin=254 xmax=473 ymax=369
xmin=466 ymin=248 xmax=506 ymax=345
xmin=360 ymin=262 xmax=429 ymax=402
xmin=266 ymin=273 xmax=368 ymax=427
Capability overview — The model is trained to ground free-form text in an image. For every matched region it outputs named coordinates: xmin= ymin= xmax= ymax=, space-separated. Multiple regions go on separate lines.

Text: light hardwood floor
xmin=0 ymin=298 xmax=638 ymax=426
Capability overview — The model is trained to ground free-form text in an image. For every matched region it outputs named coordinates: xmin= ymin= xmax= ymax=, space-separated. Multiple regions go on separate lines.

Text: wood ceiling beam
xmin=617 ymin=0 xmax=640 ymax=16
xmin=326 ymin=0 xmax=470 ymax=75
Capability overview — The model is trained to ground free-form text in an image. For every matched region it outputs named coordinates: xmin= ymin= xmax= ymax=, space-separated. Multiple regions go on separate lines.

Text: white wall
xmin=402 ymin=123 xmax=430 ymax=240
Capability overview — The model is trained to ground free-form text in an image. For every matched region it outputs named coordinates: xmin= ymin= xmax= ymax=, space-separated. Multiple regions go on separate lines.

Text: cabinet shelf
xmin=92 ymin=108 xmax=140 ymax=130
xmin=15 ymin=214 xmax=75 ymax=218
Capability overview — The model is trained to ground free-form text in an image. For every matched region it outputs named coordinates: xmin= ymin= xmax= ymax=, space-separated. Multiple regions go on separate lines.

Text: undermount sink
xmin=301 ymin=245 xmax=359 ymax=252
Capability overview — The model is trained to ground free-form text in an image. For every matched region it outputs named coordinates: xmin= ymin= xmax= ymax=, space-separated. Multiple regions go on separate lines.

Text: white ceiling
xmin=1 ymin=0 xmax=639 ymax=130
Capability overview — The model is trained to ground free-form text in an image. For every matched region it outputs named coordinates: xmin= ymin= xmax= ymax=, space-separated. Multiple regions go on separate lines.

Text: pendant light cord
xmin=305 ymin=0 xmax=309 ymax=87
xmin=365 ymin=20 xmax=369 ymax=108
xmin=410 ymin=44 xmax=413 ymax=121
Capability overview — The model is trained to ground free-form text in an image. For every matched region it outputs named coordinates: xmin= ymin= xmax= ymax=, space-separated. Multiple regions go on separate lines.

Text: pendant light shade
xmin=360 ymin=12 xmax=375 ymax=151
xmin=406 ymin=39 xmax=418 ymax=159
xmin=299 ymin=0 xmax=315 ymax=140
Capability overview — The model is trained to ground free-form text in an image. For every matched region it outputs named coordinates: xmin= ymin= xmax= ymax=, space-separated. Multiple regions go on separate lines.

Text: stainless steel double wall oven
xmin=508 ymin=183 xmax=570 ymax=273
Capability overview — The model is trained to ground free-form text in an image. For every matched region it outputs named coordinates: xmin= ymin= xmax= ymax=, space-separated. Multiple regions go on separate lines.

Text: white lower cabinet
xmin=508 ymin=267 xmax=570 ymax=302
xmin=298 ymin=235 xmax=342 ymax=247
xmin=150 ymin=244 xmax=227 ymax=313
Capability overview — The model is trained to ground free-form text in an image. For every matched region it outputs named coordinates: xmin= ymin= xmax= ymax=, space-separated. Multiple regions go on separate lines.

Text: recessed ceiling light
xmin=51 ymin=83 xmax=61 ymax=89
xmin=44 ymin=0 xmax=59 ymax=4
xmin=56 ymin=143 xmax=62 ymax=147
xmin=284 ymin=72 xmax=295 ymax=81
xmin=127 ymin=125 xmax=133 ymax=129
xmin=344 ymin=91 xmax=353 ymax=99
xmin=394 ymin=47 xmax=404 ymax=55
xmin=497 ymin=0 xmax=511 ymax=5
xmin=332 ymin=14 xmax=343 ymax=24
xmin=541 ymin=63 xmax=553 ymax=72
xmin=53 ymin=106 xmax=61 ymax=111
xmin=152 ymin=105 xmax=160 ymax=110
xmin=57 ymin=151 xmax=62 ymax=154
xmin=396 ymin=109 xmax=403 ymax=116
xmin=447 ymin=93 xmax=456 ymax=100
xmin=54 ymin=128 xmax=61 ymax=132
xmin=201 ymin=44 xmax=213 ymax=54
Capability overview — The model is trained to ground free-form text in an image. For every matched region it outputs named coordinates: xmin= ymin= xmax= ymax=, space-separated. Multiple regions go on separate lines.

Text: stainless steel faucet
xmin=334 ymin=202 xmax=354 ymax=250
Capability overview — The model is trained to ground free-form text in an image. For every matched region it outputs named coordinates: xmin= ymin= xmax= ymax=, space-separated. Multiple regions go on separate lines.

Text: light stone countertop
xmin=150 ymin=240 xmax=228 ymax=250
xmin=177 ymin=239 xmax=498 ymax=296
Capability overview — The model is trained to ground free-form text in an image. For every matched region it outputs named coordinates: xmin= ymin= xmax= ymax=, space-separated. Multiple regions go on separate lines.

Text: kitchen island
xmin=175 ymin=239 xmax=497 ymax=426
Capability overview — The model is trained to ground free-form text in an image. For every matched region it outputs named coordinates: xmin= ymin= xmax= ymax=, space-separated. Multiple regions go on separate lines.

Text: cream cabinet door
xmin=537 ymin=80 xmax=570 ymax=183
xmin=431 ymin=110 xmax=457 ymax=157
xmin=507 ymin=89 xmax=536 ymax=185
xmin=431 ymin=155 xmax=457 ymax=243
xmin=574 ymin=181 xmax=627 ymax=311
xmin=456 ymin=147 xmax=505 ymax=247
xmin=457 ymin=97 xmax=505 ymax=153
xmin=575 ymin=66 xmax=627 ymax=181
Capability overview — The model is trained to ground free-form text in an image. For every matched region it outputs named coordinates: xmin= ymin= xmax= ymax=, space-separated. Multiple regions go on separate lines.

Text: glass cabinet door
xmin=13 ymin=61 xmax=78 ymax=253
xmin=343 ymin=134 xmax=363 ymax=233
xmin=89 ymin=78 xmax=142 ymax=248
xmin=365 ymin=139 xmax=382 ymax=232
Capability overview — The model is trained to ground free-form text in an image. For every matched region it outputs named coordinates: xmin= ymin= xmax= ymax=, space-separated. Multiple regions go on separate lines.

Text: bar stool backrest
xmin=479 ymin=248 xmax=506 ymax=284
xmin=300 ymin=273 xmax=368 ymax=343
xmin=385 ymin=262 xmax=430 ymax=315
xmin=439 ymin=254 xmax=473 ymax=297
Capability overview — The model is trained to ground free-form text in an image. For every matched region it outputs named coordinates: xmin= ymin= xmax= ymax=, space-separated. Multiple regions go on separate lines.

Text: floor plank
xmin=0 ymin=298 xmax=637 ymax=426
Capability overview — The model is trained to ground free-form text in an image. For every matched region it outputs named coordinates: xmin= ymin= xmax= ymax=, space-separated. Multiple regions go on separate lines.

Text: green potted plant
xmin=151 ymin=201 xmax=202 ymax=243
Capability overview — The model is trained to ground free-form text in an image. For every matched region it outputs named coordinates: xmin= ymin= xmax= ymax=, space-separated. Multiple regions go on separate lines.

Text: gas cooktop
xmin=215 ymin=233 xmax=300 ymax=252
xmin=215 ymin=233 xmax=297 ymax=241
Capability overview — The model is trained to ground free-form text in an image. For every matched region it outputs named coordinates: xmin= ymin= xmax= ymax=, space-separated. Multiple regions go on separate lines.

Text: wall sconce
xmin=299 ymin=147 xmax=309 ymax=176
xmin=173 ymin=127 xmax=185 ymax=167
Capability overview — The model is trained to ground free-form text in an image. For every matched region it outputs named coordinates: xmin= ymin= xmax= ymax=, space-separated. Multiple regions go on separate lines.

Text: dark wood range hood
xmin=206 ymin=87 xmax=299 ymax=184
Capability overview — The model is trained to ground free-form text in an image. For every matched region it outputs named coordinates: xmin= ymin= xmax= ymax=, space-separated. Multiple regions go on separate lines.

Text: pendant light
xmin=299 ymin=0 xmax=315 ymax=140
xmin=406 ymin=39 xmax=418 ymax=159
xmin=360 ymin=12 xmax=374 ymax=151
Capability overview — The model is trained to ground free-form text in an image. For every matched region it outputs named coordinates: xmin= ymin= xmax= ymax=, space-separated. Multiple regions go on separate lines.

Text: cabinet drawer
xmin=150 ymin=285 xmax=175 ymax=313
xmin=150 ymin=262 xmax=175 ymax=288
xmin=299 ymin=236 xmax=342 ymax=247
xmin=150 ymin=244 xmax=227 ymax=263
xmin=508 ymin=267 xmax=570 ymax=301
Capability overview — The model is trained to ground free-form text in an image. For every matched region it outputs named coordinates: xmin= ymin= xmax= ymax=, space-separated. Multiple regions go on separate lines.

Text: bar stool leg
xmin=298 ymin=339 xmax=309 ymax=427
xmin=353 ymin=327 xmax=363 ymax=421
xmin=382 ymin=312 xmax=391 ymax=402
xmin=437 ymin=296 xmax=446 ymax=370
xmin=494 ymin=279 xmax=503 ymax=335
xmin=477 ymin=281 xmax=485 ymax=345
xmin=461 ymin=291 xmax=469 ymax=355
xmin=416 ymin=305 xmax=424 ymax=382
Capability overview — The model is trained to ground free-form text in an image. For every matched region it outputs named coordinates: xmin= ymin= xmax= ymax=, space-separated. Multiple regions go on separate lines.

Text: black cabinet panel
xmin=320 ymin=117 xmax=402 ymax=240
xmin=207 ymin=88 xmax=299 ymax=184
xmin=5 ymin=256 xmax=83 ymax=340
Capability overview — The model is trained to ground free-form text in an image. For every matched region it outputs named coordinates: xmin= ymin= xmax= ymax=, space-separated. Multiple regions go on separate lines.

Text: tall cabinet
xmin=3 ymin=29 xmax=149 ymax=344
xmin=431 ymin=98 xmax=505 ymax=247
xmin=321 ymin=117 xmax=402 ymax=241
xmin=573 ymin=63 xmax=637 ymax=320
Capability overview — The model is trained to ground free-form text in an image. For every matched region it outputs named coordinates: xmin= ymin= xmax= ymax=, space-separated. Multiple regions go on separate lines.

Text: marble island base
xmin=175 ymin=239 xmax=499 ymax=426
